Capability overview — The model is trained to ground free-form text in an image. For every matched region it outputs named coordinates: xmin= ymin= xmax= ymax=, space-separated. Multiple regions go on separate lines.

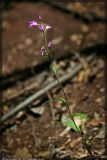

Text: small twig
xmin=2 ymin=82 xmax=38 ymax=103
xmin=59 ymin=126 xmax=71 ymax=137
xmin=55 ymin=139 xmax=71 ymax=152
xmin=48 ymin=144 xmax=56 ymax=160
xmin=31 ymin=122 xmax=38 ymax=152
xmin=2 ymin=72 xmax=47 ymax=103
xmin=69 ymin=137 xmax=81 ymax=148
xmin=1 ymin=52 xmax=73 ymax=91
xmin=47 ymin=92 xmax=56 ymax=121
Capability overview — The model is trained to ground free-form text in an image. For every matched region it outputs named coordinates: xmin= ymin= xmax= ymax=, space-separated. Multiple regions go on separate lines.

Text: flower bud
xmin=38 ymin=15 xmax=42 ymax=20
xmin=48 ymin=42 xmax=52 ymax=48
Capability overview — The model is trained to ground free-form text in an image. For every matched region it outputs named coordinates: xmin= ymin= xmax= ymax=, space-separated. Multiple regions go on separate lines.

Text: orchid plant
xmin=28 ymin=16 xmax=96 ymax=160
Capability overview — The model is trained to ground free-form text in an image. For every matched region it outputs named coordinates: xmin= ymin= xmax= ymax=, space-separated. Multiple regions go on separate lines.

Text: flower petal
xmin=28 ymin=21 xmax=38 ymax=27
xmin=40 ymin=47 xmax=46 ymax=55
xmin=39 ymin=24 xmax=45 ymax=32
xmin=46 ymin=25 xmax=52 ymax=30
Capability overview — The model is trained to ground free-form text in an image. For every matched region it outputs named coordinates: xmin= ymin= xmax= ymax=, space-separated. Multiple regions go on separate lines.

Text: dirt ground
xmin=1 ymin=1 xmax=106 ymax=160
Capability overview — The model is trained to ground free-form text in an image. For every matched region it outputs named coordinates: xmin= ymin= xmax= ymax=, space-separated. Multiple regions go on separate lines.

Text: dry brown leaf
xmin=14 ymin=147 xmax=32 ymax=158
xmin=88 ymin=119 xmax=104 ymax=127
xmin=37 ymin=151 xmax=50 ymax=158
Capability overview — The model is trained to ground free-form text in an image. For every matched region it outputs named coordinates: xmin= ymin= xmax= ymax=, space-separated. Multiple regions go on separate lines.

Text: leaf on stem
xmin=42 ymin=97 xmax=67 ymax=107
xmin=57 ymin=97 xmax=67 ymax=104
xmin=50 ymin=64 xmax=57 ymax=74
xmin=62 ymin=120 xmax=81 ymax=132
xmin=68 ymin=112 xmax=88 ymax=121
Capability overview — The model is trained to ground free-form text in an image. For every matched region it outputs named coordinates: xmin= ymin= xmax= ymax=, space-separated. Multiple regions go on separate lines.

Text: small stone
xmin=16 ymin=138 xmax=21 ymax=142
xmin=100 ymin=88 xmax=104 ymax=93
xmin=70 ymin=34 xmax=82 ymax=45
xmin=30 ymin=106 xmax=45 ymax=115
xmin=70 ymin=61 xmax=76 ymax=68
xmin=3 ymin=105 xmax=9 ymax=113
xmin=8 ymin=55 xmax=13 ymax=61
xmin=2 ymin=21 xmax=10 ymax=29
xmin=16 ymin=111 xmax=24 ymax=118
xmin=12 ymin=48 xmax=17 ymax=54
xmin=96 ymin=98 xmax=102 ymax=103
xmin=59 ymin=61 xmax=66 ymax=68
xmin=81 ymin=24 xmax=89 ymax=33
xmin=17 ymin=44 xmax=24 ymax=50
xmin=25 ymin=38 xmax=32 ymax=45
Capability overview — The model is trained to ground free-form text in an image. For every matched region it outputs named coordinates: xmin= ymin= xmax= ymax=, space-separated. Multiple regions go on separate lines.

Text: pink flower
xmin=38 ymin=15 xmax=42 ymax=20
xmin=28 ymin=21 xmax=38 ymax=27
xmin=40 ymin=47 xmax=46 ymax=55
xmin=40 ymin=24 xmax=45 ymax=32
xmin=48 ymin=42 xmax=52 ymax=48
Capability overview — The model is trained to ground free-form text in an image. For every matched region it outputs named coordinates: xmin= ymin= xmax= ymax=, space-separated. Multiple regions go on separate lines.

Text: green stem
xmin=43 ymin=30 xmax=96 ymax=160
xmin=50 ymin=58 xmax=96 ymax=160
xmin=43 ymin=31 xmax=49 ymax=55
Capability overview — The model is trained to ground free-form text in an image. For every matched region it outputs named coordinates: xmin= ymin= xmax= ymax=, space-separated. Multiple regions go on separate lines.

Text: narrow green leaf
xmin=75 ymin=112 xmax=88 ymax=120
xmin=42 ymin=98 xmax=55 ymax=107
xmin=68 ymin=112 xmax=88 ymax=121
xmin=57 ymin=98 xmax=67 ymax=104
xmin=50 ymin=64 xmax=57 ymax=74
xmin=62 ymin=120 xmax=81 ymax=132
xmin=42 ymin=97 xmax=67 ymax=107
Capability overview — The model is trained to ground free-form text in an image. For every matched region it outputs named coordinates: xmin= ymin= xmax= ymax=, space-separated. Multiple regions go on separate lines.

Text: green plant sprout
xmin=28 ymin=16 xmax=96 ymax=160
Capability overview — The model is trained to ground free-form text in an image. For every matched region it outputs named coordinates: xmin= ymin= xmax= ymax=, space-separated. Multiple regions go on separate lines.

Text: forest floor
xmin=1 ymin=1 xmax=106 ymax=160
